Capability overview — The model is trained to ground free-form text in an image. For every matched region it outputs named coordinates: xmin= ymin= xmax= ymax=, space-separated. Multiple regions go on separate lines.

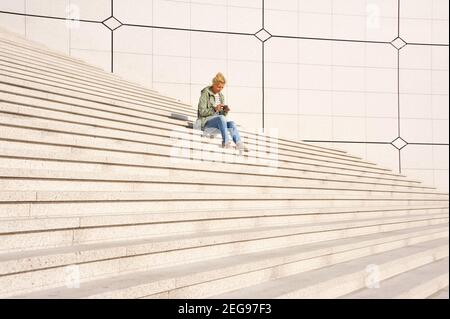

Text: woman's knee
xmin=218 ymin=115 xmax=228 ymax=126
xmin=227 ymin=121 xmax=236 ymax=128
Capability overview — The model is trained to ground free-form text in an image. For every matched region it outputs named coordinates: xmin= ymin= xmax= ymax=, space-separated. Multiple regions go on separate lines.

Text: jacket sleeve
xmin=218 ymin=94 xmax=228 ymax=116
xmin=198 ymin=91 xmax=215 ymax=117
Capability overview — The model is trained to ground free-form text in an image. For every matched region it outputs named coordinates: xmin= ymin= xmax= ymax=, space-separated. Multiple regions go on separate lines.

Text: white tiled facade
xmin=0 ymin=0 xmax=448 ymax=190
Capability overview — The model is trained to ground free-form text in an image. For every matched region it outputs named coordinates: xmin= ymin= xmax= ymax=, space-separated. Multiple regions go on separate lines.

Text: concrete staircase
xmin=0 ymin=27 xmax=448 ymax=299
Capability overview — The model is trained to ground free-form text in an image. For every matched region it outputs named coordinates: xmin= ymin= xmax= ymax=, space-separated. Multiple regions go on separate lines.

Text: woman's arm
xmin=219 ymin=94 xmax=229 ymax=116
xmin=198 ymin=91 xmax=215 ymax=117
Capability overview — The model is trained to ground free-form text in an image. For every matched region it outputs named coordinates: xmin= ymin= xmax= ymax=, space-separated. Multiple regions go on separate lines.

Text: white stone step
xmin=0 ymin=79 xmax=194 ymax=128
xmin=3 ymin=219 xmax=447 ymax=282
xmin=1 ymin=205 xmax=446 ymax=233
xmin=0 ymin=28 xmax=104 ymax=66
xmin=0 ymin=116 xmax=406 ymax=180
xmin=0 ymin=35 xmax=185 ymax=103
xmin=0 ymin=143 xmax=425 ymax=190
xmin=0 ymin=142 xmax=414 ymax=195
xmin=0 ymin=34 xmax=110 ymax=72
xmin=0 ymin=163 xmax=430 ymax=202
xmin=0 ymin=177 xmax=443 ymax=202
xmin=0 ymin=37 xmax=164 ymax=97
xmin=340 ymin=257 xmax=449 ymax=298
xmin=1 ymin=209 xmax=447 ymax=252
xmin=211 ymin=238 xmax=449 ymax=299
xmin=430 ymin=287 xmax=449 ymax=299
xmin=2 ymin=220 xmax=446 ymax=279
xmin=1 ymin=188 xmax=447 ymax=204
xmin=0 ymin=109 xmax=380 ymax=175
xmin=2 ymin=190 xmax=447 ymax=218
xmin=0 ymin=166 xmax=443 ymax=199
xmin=0 ymin=56 xmax=191 ymax=116
xmin=0 ymin=106 xmax=373 ymax=178
xmin=1 ymin=204 xmax=447 ymax=233
xmin=0 ymin=48 xmax=173 ymax=103
xmin=0 ymin=58 xmax=194 ymax=118
xmin=0 ymin=165 xmax=443 ymax=204
xmin=5 ymin=175 xmax=431 ymax=196
xmin=0 ymin=95 xmax=368 ymax=170
xmin=8 ymin=231 xmax=448 ymax=299
xmin=0 ymin=29 xmax=53 ymax=49
xmin=0 ymin=157 xmax=430 ymax=196
xmin=0 ymin=224 xmax=447 ymax=298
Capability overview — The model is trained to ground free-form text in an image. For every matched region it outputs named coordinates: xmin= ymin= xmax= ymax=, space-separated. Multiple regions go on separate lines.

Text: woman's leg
xmin=204 ymin=115 xmax=230 ymax=145
xmin=226 ymin=121 xmax=241 ymax=144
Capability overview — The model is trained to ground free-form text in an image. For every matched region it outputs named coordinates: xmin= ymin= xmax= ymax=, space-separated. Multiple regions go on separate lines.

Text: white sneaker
xmin=222 ymin=142 xmax=234 ymax=149
xmin=236 ymin=141 xmax=249 ymax=152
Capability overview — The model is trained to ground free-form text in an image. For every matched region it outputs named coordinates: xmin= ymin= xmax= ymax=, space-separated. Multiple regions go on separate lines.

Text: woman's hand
xmin=214 ymin=104 xmax=224 ymax=112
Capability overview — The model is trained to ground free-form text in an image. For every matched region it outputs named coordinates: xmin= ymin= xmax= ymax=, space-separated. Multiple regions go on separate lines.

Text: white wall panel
xmin=154 ymin=29 xmax=189 ymax=57
xmin=366 ymin=93 xmax=397 ymax=118
xmin=228 ymin=35 xmax=261 ymax=62
xmin=332 ymin=92 xmax=366 ymax=117
xmin=366 ymin=117 xmax=398 ymax=142
xmin=190 ymin=32 xmax=225 ymax=59
xmin=432 ymin=120 xmax=449 ymax=144
xmin=265 ymin=10 xmax=298 ymax=37
xmin=114 ymin=26 xmax=152 ymax=54
xmin=401 ymin=118 xmax=434 ymax=143
xmin=25 ymin=18 xmax=70 ymax=54
xmin=332 ymin=116 xmax=366 ymax=141
xmin=228 ymin=60 xmax=261 ymax=87
xmin=265 ymin=88 xmax=298 ymax=115
xmin=70 ymin=22 xmax=110 ymax=51
xmin=153 ymin=0 xmax=190 ymax=29
xmin=69 ymin=0 xmax=110 ymax=21
xmin=153 ymin=55 xmax=190 ymax=83
xmin=0 ymin=0 xmax=24 ymax=13
xmin=114 ymin=0 xmax=152 ymax=25
xmin=298 ymin=115 xmax=333 ymax=140
xmin=432 ymin=95 xmax=449 ymax=119
xmin=191 ymin=2 xmax=227 ymax=32
xmin=225 ymin=86 xmax=262 ymax=114
xmin=25 ymin=0 xmax=69 ymax=17
xmin=298 ymin=12 xmax=333 ymax=38
xmin=266 ymin=114 xmax=299 ymax=140
xmin=0 ymin=14 xmax=25 ymax=35
xmin=299 ymin=91 xmax=333 ymax=116
xmin=402 ymin=145 xmax=435 ymax=169
xmin=114 ymin=52 xmax=152 ymax=88
xmin=227 ymin=6 xmax=260 ymax=34
xmin=400 ymin=94 xmax=433 ymax=119
xmin=190 ymin=57 xmax=227 ymax=84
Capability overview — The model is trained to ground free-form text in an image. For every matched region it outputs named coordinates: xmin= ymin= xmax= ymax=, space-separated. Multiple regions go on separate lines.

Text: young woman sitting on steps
xmin=196 ymin=72 xmax=248 ymax=152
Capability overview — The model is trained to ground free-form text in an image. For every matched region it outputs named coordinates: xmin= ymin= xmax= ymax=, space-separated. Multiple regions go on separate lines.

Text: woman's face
xmin=212 ymin=82 xmax=225 ymax=94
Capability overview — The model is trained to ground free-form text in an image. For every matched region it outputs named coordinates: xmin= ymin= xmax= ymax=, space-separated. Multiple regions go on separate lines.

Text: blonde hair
xmin=212 ymin=72 xmax=226 ymax=85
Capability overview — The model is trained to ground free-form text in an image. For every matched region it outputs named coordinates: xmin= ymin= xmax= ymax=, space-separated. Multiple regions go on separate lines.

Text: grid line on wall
xmin=111 ymin=0 xmax=113 ymax=73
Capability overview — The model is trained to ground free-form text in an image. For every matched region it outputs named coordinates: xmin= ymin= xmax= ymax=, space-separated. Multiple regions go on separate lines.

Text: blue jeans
xmin=204 ymin=115 xmax=241 ymax=145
